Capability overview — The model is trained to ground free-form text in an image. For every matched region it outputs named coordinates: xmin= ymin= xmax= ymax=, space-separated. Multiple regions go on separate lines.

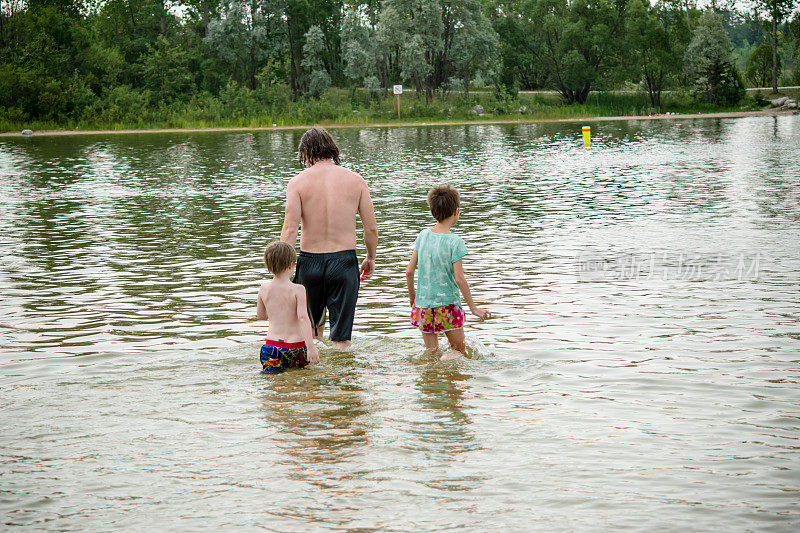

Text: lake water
xmin=1 ymin=117 xmax=799 ymax=531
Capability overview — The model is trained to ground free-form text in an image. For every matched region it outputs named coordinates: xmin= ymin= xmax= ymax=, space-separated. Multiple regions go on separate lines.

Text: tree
xmin=184 ymin=0 xmax=223 ymax=37
xmin=205 ymin=0 xmax=284 ymax=90
xmin=302 ymin=24 xmax=330 ymax=95
xmin=684 ymin=10 xmax=745 ymax=105
xmin=789 ymin=13 xmax=800 ymax=84
xmin=301 ymin=24 xmax=325 ymax=71
xmin=376 ymin=0 xmax=497 ymax=100
xmin=141 ymin=35 xmax=194 ymax=101
xmin=626 ymin=0 xmax=688 ymax=109
xmin=285 ymin=0 xmax=343 ymax=98
xmin=755 ymin=0 xmax=797 ymax=93
xmin=746 ymin=42 xmax=780 ymax=86
xmin=399 ymin=33 xmax=432 ymax=94
xmin=489 ymin=0 xmax=548 ymax=91
xmin=447 ymin=0 xmax=497 ymax=93
xmin=523 ymin=0 xmax=630 ymax=104
xmin=341 ymin=8 xmax=375 ymax=88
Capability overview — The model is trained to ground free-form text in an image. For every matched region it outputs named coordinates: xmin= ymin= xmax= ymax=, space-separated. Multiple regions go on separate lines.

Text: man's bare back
xmin=281 ymin=159 xmax=377 ymax=278
xmin=281 ymin=160 xmax=374 ymax=253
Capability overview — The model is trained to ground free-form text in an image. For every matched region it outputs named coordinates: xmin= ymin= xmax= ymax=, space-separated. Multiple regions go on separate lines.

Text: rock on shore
xmin=770 ymin=96 xmax=798 ymax=109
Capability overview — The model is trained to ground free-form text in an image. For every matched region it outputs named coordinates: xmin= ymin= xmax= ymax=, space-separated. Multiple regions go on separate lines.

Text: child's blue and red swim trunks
xmin=260 ymin=340 xmax=308 ymax=373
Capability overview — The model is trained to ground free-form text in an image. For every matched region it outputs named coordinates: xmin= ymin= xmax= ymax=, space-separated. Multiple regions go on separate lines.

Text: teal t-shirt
xmin=413 ymin=228 xmax=468 ymax=309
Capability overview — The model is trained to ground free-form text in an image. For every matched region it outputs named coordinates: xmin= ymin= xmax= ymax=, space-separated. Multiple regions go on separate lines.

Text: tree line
xmin=1 ymin=0 xmax=798 ymax=126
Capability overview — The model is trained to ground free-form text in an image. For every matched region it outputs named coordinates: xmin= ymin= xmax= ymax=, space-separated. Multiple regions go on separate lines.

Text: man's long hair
xmin=298 ymin=128 xmax=340 ymax=166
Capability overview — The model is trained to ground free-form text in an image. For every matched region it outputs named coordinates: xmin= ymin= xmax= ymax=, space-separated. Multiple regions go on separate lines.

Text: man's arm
xmin=358 ymin=180 xmax=378 ymax=280
xmin=280 ymin=180 xmax=302 ymax=247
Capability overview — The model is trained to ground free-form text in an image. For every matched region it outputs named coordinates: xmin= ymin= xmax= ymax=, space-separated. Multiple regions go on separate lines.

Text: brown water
xmin=1 ymin=117 xmax=799 ymax=531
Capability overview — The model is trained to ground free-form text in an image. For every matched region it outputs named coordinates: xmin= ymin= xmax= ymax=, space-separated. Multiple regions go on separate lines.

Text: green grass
xmin=0 ymin=86 xmax=769 ymax=134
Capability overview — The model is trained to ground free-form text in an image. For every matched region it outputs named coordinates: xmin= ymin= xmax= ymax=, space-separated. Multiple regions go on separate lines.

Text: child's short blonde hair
xmin=427 ymin=184 xmax=460 ymax=222
xmin=264 ymin=241 xmax=296 ymax=274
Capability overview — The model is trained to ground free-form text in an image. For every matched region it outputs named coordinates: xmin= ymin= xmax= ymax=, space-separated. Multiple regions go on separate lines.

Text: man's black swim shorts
xmin=294 ymin=249 xmax=360 ymax=342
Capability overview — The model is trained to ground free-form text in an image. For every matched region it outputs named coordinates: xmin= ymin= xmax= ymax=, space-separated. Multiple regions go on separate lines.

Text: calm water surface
xmin=1 ymin=117 xmax=799 ymax=531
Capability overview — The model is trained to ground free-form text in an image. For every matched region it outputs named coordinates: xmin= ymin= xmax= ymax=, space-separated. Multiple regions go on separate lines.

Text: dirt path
xmin=2 ymin=109 xmax=796 ymax=137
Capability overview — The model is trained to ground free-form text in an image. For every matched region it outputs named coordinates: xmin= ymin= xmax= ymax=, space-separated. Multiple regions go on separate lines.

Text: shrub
xmin=100 ymin=85 xmax=153 ymax=123
xmin=307 ymin=70 xmax=331 ymax=98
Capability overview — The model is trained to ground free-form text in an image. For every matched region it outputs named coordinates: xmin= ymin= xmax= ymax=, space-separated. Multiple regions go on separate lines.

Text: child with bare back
xmin=405 ymin=185 xmax=491 ymax=361
xmin=257 ymin=241 xmax=320 ymax=373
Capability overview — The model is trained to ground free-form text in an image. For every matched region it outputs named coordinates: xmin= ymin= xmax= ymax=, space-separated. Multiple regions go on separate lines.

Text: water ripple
xmin=1 ymin=117 xmax=799 ymax=531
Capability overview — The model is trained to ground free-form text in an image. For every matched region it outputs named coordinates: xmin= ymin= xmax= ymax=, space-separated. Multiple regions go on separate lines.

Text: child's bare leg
xmin=441 ymin=328 xmax=466 ymax=361
xmin=422 ymin=332 xmax=439 ymax=351
xmin=314 ymin=321 xmax=325 ymax=342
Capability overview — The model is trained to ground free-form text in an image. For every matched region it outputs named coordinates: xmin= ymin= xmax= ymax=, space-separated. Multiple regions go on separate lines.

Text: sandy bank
xmin=2 ymin=109 xmax=796 ymax=137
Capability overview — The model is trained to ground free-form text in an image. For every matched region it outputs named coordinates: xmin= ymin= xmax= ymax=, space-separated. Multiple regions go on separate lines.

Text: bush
xmin=364 ymin=76 xmax=382 ymax=98
xmin=0 ymin=107 xmax=29 ymax=130
xmin=307 ymin=70 xmax=331 ymax=98
xmin=717 ymin=64 xmax=746 ymax=106
xmin=100 ymin=85 xmax=152 ymax=123
xmin=38 ymin=79 xmax=68 ymax=120
xmin=219 ymin=80 xmax=254 ymax=118
xmin=489 ymin=87 xmax=518 ymax=114
xmin=66 ymin=74 xmax=97 ymax=116
xmin=0 ymin=65 xmax=35 ymax=120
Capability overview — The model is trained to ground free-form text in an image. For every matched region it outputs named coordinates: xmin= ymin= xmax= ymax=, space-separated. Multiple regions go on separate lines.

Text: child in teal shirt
xmin=405 ymin=184 xmax=491 ymax=360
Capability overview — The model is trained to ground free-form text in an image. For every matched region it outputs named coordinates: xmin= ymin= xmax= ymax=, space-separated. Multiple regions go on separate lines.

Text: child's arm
xmin=405 ymin=251 xmax=418 ymax=307
xmin=256 ymin=285 xmax=268 ymax=320
xmin=295 ymin=287 xmax=320 ymax=364
xmin=453 ymin=260 xmax=491 ymax=321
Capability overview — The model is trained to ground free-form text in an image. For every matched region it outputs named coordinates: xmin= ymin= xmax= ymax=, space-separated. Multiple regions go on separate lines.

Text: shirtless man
xmin=280 ymin=128 xmax=378 ymax=350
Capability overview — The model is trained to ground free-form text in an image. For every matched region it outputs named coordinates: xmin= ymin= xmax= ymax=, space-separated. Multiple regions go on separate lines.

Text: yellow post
xmin=582 ymin=126 xmax=591 ymax=150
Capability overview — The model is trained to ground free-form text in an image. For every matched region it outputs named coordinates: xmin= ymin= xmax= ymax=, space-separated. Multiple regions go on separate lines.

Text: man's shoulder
xmin=291 ymin=165 xmax=364 ymax=185
xmin=333 ymin=165 xmax=364 ymax=184
xmin=288 ymin=168 xmax=311 ymax=185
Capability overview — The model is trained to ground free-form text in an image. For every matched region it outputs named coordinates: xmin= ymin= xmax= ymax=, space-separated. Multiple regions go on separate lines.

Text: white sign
xmin=393 ymin=85 xmax=403 ymax=95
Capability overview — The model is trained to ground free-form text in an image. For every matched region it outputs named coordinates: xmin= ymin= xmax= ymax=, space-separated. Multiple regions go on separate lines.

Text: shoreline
xmin=1 ymin=109 xmax=796 ymax=137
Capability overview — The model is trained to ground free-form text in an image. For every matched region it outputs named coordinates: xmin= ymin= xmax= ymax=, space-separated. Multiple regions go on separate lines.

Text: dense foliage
xmin=685 ymin=11 xmax=746 ymax=106
xmin=0 ymin=0 xmax=798 ymax=129
xmin=747 ymin=42 xmax=781 ymax=87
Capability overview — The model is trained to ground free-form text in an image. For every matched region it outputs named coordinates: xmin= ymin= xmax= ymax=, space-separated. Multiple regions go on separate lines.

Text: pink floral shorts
xmin=411 ymin=304 xmax=465 ymax=333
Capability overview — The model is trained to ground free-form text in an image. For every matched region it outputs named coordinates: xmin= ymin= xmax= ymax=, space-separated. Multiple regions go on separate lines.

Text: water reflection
xmin=414 ymin=362 xmax=474 ymax=446
xmin=416 ymin=364 xmax=471 ymax=420
xmin=257 ymin=352 xmax=369 ymax=463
